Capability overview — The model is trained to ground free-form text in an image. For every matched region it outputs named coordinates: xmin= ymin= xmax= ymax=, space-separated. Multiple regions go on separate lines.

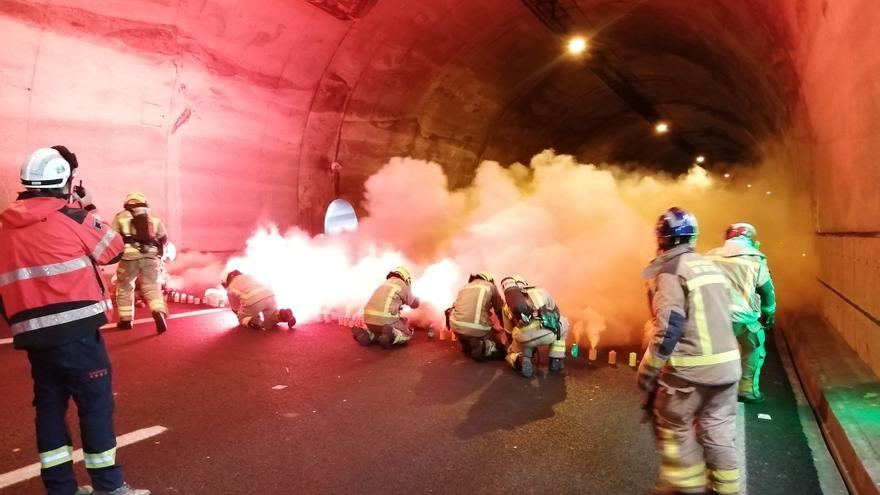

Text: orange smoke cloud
xmin=207 ymin=149 xmax=812 ymax=346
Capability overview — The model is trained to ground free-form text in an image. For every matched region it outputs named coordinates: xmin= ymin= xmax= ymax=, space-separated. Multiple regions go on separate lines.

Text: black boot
xmin=519 ymin=355 xmax=534 ymax=378
xmin=152 ymin=312 xmax=167 ymax=334
xmin=549 ymin=357 xmax=565 ymax=374
xmin=117 ymin=320 xmax=133 ymax=330
xmin=352 ymin=328 xmax=373 ymax=346
xmin=469 ymin=339 xmax=487 ymax=362
xmin=378 ymin=331 xmax=394 ymax=349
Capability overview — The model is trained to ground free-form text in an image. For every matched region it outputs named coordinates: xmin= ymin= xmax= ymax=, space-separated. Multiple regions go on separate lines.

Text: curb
xmin=781 ymin=315 xmax=880 ymax=495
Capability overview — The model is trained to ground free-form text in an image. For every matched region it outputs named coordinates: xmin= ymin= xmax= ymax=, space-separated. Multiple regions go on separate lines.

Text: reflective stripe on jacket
xmin=225 ymin=274 xmax=274 ymax=313
xmin=705 ymin=238 xmax=775 ymax=324
xmin=364 ymin=277 xmax=417 ymax=325
xmin=0 ymin=195 xmax=123 ymax=349
xmin=450 ymin=279 xmax=503 ymax=335
xmin=111 ymin=209 xmax=167 ymax=260
xmin=640 ymin=245 xmax=741 ymax=386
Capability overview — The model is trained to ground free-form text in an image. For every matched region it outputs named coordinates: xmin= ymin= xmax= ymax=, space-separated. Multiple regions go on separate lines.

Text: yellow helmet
xmin=125 ymin=190 xmax=148 ymax=206
xmin=511 ymin=274 xmax=527 ymax=287
xmin=388 ymin=266 xmax=412 ymax=285
xmin=470 ymin=272 xmax=494 ymax=283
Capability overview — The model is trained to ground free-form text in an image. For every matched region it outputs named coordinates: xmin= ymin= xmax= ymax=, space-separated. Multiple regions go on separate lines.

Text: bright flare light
xmin=654 ymin=121 xmax=670 ymax=134
xmin=224 ymin=226 xmax=463 ymax=325
xmin=695 ymin=155 xmax=706 ymax=163
xmin=567 ymin=36 xmax=588 ymax=54
xmin=227 ymin=226 xmax=407 ymax=322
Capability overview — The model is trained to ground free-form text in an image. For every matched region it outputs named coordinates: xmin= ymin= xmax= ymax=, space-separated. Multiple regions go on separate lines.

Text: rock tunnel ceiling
xmin=1 ymin=0 xmax=800 ymax=175
xmin=0 ymin=0 xmax=807 ymax=245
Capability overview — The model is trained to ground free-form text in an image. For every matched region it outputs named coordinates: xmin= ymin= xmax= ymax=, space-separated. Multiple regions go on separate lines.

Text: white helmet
xmin=20 ymin=148 xmax=73 ymax=189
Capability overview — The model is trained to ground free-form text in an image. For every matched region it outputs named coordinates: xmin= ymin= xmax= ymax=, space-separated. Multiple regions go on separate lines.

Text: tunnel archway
xmin=0 ymin=0 xmax=878 ymax=374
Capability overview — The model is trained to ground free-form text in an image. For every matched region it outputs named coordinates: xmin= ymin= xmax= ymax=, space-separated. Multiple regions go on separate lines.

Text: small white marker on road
xmin=271 ymin=385 xmax=287 ymax=390
xmin=758 ymin=413 xmax=772 ymax=420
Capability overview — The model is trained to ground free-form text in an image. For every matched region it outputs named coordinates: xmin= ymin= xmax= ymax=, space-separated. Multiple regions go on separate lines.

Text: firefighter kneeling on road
xmin=221 ymin=270 xmax=296 ymax=330
xmin=354 ymin=266 xmax=420 ymax=349
xmin=449 ymin=272 xmax=507 ymax=361
xmin=639 ymin=207 xmax=742 ymax=495
xmin=110 ymin=191 xmax=168 ymax=333
xmin=500 ymin=275 xmax=568 ymax=378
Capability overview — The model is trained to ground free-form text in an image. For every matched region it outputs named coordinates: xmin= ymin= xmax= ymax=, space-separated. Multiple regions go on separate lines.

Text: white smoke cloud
xmin=174 ymin=149 xmax=814 ymax=346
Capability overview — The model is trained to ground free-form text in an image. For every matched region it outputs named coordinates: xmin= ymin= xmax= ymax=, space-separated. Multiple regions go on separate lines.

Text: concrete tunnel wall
xmin=0 ymin=0 xmax=878 ymax=374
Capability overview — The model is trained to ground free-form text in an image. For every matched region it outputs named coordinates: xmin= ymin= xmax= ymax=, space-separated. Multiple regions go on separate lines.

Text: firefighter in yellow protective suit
xmin=706 ymin=223 xmax=777 ymax=403
xmin=640 ymin=207 xmax=742 ymax=495
xmin=354 ymin=266 xmax=420 ymax=349
xmin=110 ymin=191 xmax=168 ymax=333
xmin=449 ymin=272 xmax=507 ymax=361
xmin=221 ymin=269 xmax=296 ymax=330
xmin=500 ymin=275 xmax=568 ymax=378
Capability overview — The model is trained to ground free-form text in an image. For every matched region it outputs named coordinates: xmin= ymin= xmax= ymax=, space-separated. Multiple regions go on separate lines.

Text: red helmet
xmin=725 ymin=223 xmax=757 ymax=240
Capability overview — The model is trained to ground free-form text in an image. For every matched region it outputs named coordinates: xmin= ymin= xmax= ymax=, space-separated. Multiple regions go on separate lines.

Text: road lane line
xmin=736 ymin=402 xmax=748 ymax=495
xmin=99 ymin=307 xmax=227 ymax=330
xmin=0 ymin=425 xmax=168 ymax=489
xmin=2 ymin=308 xmax=228 ymax=345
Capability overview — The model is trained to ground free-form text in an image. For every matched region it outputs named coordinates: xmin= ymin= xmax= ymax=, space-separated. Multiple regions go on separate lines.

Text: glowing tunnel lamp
xmin=654 ymin=121 xmax=670 ymax=134
xmin=695 ymin=155 xmax=706 ymax=163
xmin=567 ymin=36 xmax=588 ymax=54
xmin=747 ymin=184 xmax=752 ymax=188
xmin=723 ymin=173 xmax=731 ymax=178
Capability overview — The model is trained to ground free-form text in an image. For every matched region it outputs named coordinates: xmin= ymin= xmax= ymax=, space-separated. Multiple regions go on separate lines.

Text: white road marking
xmin=736 ymin=402 xmax=748 ymax=495
xmin=0 ymin=425 xmax=167 ymax=489
xmin=1 ymin=308 xmax=228 ymax=345
xmin=99 ymin=307 xmax=227 ymax=330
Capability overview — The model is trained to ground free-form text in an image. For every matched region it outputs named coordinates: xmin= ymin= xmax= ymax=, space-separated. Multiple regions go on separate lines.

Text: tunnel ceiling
xmin=489 ymin=0 xmax=801 ymax=171
xmin=0 ymin=0 xmax=803 ymax=239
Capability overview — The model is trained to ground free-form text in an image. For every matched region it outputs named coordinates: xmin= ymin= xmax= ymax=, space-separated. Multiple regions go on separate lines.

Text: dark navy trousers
xmin=26 ymin=329 xmax=124 ymax=494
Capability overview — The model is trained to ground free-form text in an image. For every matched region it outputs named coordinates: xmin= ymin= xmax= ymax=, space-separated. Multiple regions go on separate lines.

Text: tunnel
xmin=1 ymin=1 xmax=879 ymax=494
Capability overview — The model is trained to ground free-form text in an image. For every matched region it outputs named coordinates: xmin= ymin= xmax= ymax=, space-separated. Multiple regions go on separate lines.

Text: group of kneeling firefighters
xmin=1 ymin=146 xmax=775 ymax=495
xmin=353 ymin=268 xmax=568 ymax=378
xmin=349 ymin=207 xmax=776 ymax=495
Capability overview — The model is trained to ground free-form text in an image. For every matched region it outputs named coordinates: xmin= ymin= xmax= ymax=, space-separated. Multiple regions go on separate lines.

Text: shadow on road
xmin=454 ymin=369 xmax=567 ymax=439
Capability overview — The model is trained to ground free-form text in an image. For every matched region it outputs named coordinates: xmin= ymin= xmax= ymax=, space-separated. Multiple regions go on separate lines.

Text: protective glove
xmin=760 ymin=312 xmax=775 ymax=330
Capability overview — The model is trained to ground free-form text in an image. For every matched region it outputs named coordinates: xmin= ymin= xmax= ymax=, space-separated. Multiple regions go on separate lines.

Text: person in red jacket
xmin=0 ymin=147 xmax=150 ymax=495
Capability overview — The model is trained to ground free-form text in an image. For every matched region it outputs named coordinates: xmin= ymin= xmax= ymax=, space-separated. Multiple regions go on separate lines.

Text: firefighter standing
xmin=0 ymin=147 xmax=150 ymax=495
xmin=221 ymin=269 xmax=296 ymax=329
xmin=354 ymin=266 xmax=420 ymax=349
xmin=449 ymin=272 xmax=507 ymax=361
xmin=110 ymin=192 xmax=168 ymax=333
xmin=706 ymin=223 xmax=777 ymax=403
xmin=639 ymin=207 xmax=741 ymax=495
xmin=500 ymin=275 xmax=568 ymax=378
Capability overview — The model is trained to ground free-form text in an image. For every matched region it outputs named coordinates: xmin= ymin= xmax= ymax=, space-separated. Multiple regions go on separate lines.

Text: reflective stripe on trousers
xmin=39 ymin=445 xmax=73 ymax=469
xmin=84 ymin=447 xmax=116 ymax=469
xmin=116 ymin=257 xmax=167 ymax=320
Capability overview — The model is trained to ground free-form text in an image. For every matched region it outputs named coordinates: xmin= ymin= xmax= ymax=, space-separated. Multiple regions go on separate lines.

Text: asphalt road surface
xmin=0 ymin=305 xmax=836 ymax=494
